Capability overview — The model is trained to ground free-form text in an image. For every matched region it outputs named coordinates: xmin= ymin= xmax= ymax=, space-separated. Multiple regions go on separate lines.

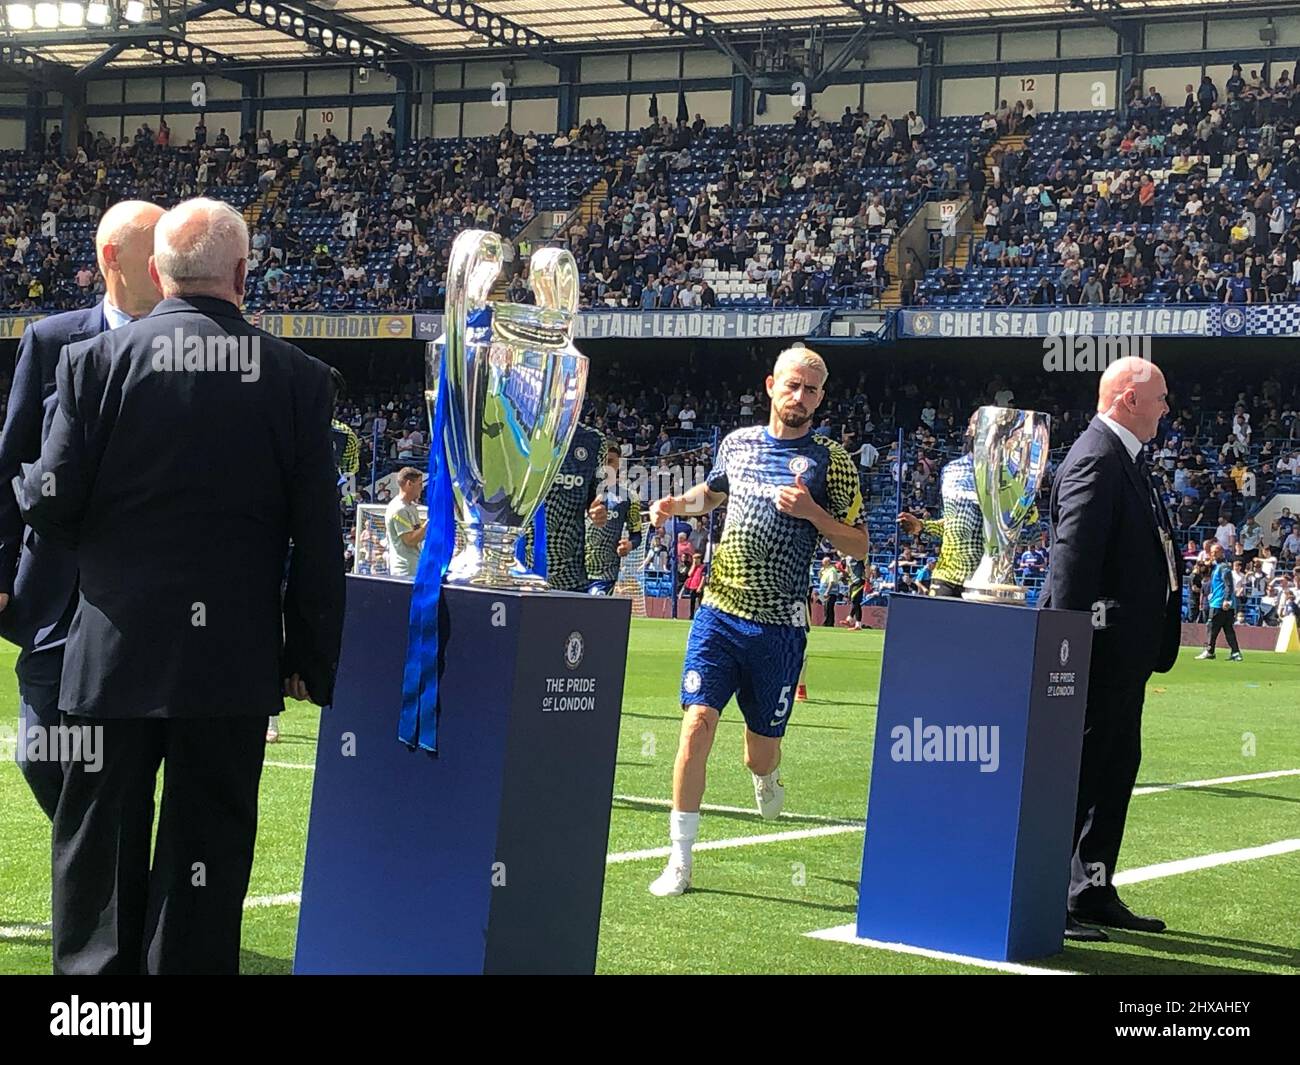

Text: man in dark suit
xmin=17 ymin=197 xmax=345 ymax=974
xmin=0 ymin=200 xmax=164 ymax=818
xmin=1041 ymin=355 xmax=1181 ymax=942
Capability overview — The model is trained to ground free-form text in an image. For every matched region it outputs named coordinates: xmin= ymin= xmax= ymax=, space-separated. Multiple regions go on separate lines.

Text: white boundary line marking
xmin=1132 ymin=768 xmax=1300 ymax=796
xmin=613 ymin=793 xmax=860 ymax=825
xmin=268 ymin=758 xmax=1300 ymax=803
xmin=244 ymin=892 xmax=302 ymax=909
xmin=803 ymin=926 xmax=1077 ymax=975
xmin=607 ymin=824 xmax=862 ymax=864
xmin=0 ymin=923 xmax=49 ymax=941
xmin=4 ymin=768 xmax=1293 ymax=941
xmin=805 ymin=837 xmax=1300 ymax=972
xmin=1112 ymin=838 xmax=1300 ymax=885
xmin=5 ymin=838 xmax=1298 ymax=944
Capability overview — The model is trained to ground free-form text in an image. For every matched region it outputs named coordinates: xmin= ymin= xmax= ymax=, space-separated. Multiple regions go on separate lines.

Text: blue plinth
xmin=856 ymin=594 xmax=1092 ymax=961
xmin=293 ymin=575 xmax=630 ymax=974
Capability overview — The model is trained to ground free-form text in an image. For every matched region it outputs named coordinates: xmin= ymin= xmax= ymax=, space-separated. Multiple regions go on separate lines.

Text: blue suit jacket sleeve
xmin=0 ymin=325 xmax=45 ymax=594
xmin=16 ymin=343 xmax=97 ymax=550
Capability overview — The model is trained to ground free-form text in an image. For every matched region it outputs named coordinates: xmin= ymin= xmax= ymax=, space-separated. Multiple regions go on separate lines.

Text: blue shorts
xmin=680 ymin=603 xmax=808 ymax=738
xmin=587 ymin=579 xmax=616 ymax=596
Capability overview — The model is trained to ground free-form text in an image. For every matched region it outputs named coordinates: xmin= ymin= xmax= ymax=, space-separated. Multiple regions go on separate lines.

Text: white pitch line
xmin=9 ymin=838 xmax=1300 ymax=944
xmin=1113 ymin=839 xmax=1300 ymax=885
xmin=268 ymin=761 xmax=1300 ymax=804
xmin=613 ymin=793 xmax=860 ymax=825
xmin=0 ymin=923 xmax=49 ymax=940
xmin=803 ymin=925 xmax=1077 ymax=976
xmin=804 ymin=837 xmax=1300 ymax=974
xmin=244 ymin=892 xmax=302 ymax=909
xmin=607 ymin=823 xmax=863 ymax=864
xmin=6 ymin=770 xmax=1293 ymax=935
xmin=1132 ymin=768 xmax=1300 ymax=796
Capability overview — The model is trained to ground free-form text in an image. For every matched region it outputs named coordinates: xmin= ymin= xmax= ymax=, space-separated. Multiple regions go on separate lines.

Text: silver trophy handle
xmin=528 ymin=246 xmax=580 ymax=325
xmin=441 ymin=230 xmax=506 ymax=495
xmin=445 ymin=229 xmax=504 ymax=322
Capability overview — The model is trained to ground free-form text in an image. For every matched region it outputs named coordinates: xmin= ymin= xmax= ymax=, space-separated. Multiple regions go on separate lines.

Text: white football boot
xmin=648 ymin=861 xmax=692 ymax=897
xmin=753 ymin=770 xmax=785 ymax=820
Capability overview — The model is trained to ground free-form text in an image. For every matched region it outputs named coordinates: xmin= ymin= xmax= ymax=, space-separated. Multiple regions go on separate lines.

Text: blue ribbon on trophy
xmin=514 ymin=504 xmax=548 ymax=580
xmin=399 ymin=229 xmax=587 ymax=751
xmin=398 ymin=322 xmax=459 ymax=753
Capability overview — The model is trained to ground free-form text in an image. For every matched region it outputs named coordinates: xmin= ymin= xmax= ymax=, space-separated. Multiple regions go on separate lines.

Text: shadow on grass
xmin=1133 ymin=785 xmax=1300 ymax=805
xmin=240 ymin=948 xmax=293 ymax=975
xmin=687 ymin=886 xmax=857 ymax=917
xmin=1037 ymin=926 xmax=1300 ymax=975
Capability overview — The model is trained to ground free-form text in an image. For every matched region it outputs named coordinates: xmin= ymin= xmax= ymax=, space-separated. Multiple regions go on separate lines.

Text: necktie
xmin=1138 ymin=451 xmax=1179 ymax=594
xmin=1135 ymin=452 xmax=1163 ymax=527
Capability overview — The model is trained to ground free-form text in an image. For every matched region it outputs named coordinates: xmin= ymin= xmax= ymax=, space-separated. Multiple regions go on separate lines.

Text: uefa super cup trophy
xmin=962 ymin=406 xmax=1051 ymax=604
xmin=427 ymin=229 xmax=588 ymax=590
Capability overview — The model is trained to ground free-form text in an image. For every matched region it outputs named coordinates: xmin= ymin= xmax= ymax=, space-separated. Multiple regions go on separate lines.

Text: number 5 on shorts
xmin=770 ymin=685 xmax=792 ymax=727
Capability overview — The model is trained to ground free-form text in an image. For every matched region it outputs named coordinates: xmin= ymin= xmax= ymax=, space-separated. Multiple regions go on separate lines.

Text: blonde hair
xmin=773 ymin=344 xmax=828 ymax=382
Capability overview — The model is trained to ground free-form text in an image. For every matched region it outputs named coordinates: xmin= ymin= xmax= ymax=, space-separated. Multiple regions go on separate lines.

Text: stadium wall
xmin=7 ymin=13 xmax=1300 ymax=149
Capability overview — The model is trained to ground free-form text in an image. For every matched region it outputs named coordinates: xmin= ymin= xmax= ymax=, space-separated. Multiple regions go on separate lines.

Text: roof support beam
xmin=395 ymin=0 xmax=562 ymax=64
xmin=1067 ymin=0 xmax=1123 ymax=34
xmin=275 ymin=2 xmax=431 ymax=63
xmin=838 ymin=0 xmax=922 ymax=47
xmin=137 ymin=35 xmax=231 ymax=70
xmin=218 ymin=0 xmax=401 ymax=67
xmin=0 ymin=43 xmax=74 ymax=88
xmin=810 ymin=24 xmax=872 ymax=92
xmin=612 ymin=0 xmax=752 ymax=78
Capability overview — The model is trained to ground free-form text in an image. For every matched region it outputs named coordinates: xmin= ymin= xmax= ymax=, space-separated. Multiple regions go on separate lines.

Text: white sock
xmin=669 ymin=810 xmax=699 ymax=868
xmin=753 ymin=768 xmax=780 ymax=787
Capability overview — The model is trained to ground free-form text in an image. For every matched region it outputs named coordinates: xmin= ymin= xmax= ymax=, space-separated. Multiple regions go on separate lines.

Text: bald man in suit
xmin=1040 ymin=356 xmax=1181 ymax=942
xmin=0 ymin=200 xmax=164 ymax=818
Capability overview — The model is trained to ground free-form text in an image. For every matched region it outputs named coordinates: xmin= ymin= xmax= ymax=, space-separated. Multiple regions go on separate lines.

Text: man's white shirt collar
xmin=1097 ymin=412 xmax=1142 ymax=461
xmin=102 ymin=299 xmax=133 ymax=330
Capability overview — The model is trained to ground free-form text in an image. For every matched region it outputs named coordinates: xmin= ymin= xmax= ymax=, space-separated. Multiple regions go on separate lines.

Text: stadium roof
xmin=0 ymin=0 xmax=1289 ymax=72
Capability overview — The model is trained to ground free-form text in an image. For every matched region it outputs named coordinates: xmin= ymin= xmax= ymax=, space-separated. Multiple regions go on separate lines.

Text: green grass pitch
xmin=2 ymin=623 xmax=1297 ymax=975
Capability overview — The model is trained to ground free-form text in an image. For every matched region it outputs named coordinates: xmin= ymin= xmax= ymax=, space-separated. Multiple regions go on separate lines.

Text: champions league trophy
xmin=962 ymin=405 xmax=1051 ymax=604
xmin=427 ymin=229 xmax=588 ymax=590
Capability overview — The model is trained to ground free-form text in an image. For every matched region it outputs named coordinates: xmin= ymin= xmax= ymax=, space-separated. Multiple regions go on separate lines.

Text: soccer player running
xmin=646 ymin=346 xmax=867 ymax=897
xmin=586 ymin=441 xmax=643 ymax=595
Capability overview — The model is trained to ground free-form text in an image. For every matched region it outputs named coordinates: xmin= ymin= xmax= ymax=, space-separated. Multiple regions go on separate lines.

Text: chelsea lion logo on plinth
xmin=1059 ymin=639 xmax=1070 ymax=666
xmin=565 ymin=631 xmax=585 ymax=669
